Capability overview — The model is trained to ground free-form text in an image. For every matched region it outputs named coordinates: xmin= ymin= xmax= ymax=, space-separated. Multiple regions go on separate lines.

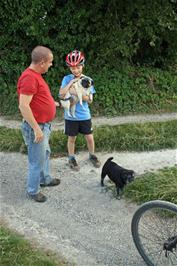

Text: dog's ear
xmin=121 ymin=170 xmax=134 ymax=182
xmin=129 ymin=170 xmax=135 ymax=178
xmin=81 ymin=78 xmax=90 ymax=88
xmin=127 ymin=170 xmax=135 ymax=182
xmin=120 ymin=171 xmax=128 ymax=184
xmin=122 ymin=170 xmax=129 ymax=174
xmin=124 ymin=170 xmax=134 ymax=174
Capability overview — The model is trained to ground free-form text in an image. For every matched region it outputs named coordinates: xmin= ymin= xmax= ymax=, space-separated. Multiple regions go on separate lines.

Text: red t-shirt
xmin=17 ymin=68 xmax=56 ymax=123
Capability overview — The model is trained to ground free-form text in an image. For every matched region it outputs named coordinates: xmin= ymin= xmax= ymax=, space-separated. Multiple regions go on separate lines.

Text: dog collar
xmin=58 ymin=95 xmax=72 ymax=101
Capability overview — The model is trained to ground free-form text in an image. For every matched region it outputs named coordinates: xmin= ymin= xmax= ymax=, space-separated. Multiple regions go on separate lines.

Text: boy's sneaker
xmin=27 ymin=192 xmax=47 ymax=202
xmin=90 ymin=154 xmax=101 ymax=168
xmin=69 ymin=158 xmax=80 ymax=171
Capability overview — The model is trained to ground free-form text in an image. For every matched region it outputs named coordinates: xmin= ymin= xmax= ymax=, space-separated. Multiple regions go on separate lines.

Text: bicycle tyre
xmin=131 ymin=200 xmax=177 ymax=266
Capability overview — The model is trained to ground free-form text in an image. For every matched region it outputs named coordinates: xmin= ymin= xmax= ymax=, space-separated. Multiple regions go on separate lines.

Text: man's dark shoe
xmin=40 ymin=178 xmax=61 ymax=187
xmin=27 ymin=192 xmax=47 ymax=202
xmin=90 ymin=154 xmax=101 ymax=168
xmin=69 ymin=158 xmax=79 ymax=171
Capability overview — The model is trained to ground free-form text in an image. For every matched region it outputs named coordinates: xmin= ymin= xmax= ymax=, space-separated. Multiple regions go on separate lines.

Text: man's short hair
xmin=31 ymin=46 xmax=52 ymax=64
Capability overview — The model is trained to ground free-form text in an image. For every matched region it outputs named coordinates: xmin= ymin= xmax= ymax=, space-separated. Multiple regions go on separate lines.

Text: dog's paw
xmin=67 ymin=112 xmax=72 ymax=117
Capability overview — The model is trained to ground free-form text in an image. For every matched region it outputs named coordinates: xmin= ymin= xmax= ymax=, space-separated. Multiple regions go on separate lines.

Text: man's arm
xmin=19 ymin=94 xmax=43 ymax=143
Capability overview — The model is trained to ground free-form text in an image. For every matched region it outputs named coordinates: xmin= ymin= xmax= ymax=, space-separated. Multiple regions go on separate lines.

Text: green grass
xmin=0 ymin=127 xmax=24 ymax=152
xmin=0 ymin=119 xmax=177 ymax=155
xmin=124 ymin=166 xmax=177 ymax=204
xmin=94 ymin=120 xmax=177 ymax=152
xmin=0 ymin=225 xmax=70 ymax=266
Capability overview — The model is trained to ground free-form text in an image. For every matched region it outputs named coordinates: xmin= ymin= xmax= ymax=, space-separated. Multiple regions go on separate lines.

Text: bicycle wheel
xmin=131 ymin=200 xmax=177 ymax=266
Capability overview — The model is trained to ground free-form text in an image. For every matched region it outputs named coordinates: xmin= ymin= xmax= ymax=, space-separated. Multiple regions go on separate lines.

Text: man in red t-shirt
xmin=17 ymin=46 xmax=60 ymax=202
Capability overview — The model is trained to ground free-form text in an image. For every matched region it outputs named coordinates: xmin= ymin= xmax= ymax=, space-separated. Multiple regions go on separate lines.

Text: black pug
xmin=101 ymin=157 xmax=135 ymax=198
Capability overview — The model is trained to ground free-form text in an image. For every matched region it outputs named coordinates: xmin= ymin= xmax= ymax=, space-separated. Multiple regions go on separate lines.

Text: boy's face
xmin=69 ymin=65 xmax=83 ymax=77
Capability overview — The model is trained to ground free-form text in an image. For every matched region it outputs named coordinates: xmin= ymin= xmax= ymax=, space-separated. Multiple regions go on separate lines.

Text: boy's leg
xmin=79 ymin=120 xmax=101 ymax=168
xmin=85 ymin=134 xmax=101 ymax=168
xmin=67 ymin=136 xmax=79 ymax=171
xmin=65 ymin=120 xmax=79 ymax=170
xmin=84 ymin=133 xmax=95 ymax=154
xmin=67 ymin=135 xmax=77 ymax=157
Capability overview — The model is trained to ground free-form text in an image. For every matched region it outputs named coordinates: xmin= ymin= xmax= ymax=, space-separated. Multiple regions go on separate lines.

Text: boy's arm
xmin=82 ymin=83 xmax=95 ymax=104
xmin=59 ymin=78 xmax=78 ymax=98
xmin=82 ymin=94 xmax=93 ymax=104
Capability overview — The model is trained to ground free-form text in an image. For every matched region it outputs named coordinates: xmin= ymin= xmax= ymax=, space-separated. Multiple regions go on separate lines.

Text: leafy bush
xmin=91 ymin=66 xmax=177 ymax=115
xmin=1 ymin=0 xmax=177 ymax=115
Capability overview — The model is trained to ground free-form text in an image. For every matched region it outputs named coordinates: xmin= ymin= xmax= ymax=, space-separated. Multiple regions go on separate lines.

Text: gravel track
xmin=0 ymin=113 xmax=177 ymax=265
xmin=0 ymin=112 xmax=177 ymax=130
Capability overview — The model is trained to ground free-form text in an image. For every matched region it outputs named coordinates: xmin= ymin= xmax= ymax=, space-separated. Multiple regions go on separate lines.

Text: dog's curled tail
xmin=107 ymin=157 xmax=114 ymax=161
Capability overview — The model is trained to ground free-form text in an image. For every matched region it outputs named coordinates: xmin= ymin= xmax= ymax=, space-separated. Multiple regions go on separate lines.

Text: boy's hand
xmin=82 ymin=94 xmax=93 ymax=103
xmin=69 ymin=78 xmax=79 ymax=86
xmin=69 ymin=86 xmax=77 ymax=95
xmin=69 ymin=78 xmax=79 ymax=95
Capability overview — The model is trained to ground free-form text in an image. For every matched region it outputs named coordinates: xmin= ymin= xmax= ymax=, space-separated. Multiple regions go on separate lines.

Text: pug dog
xmin=101 ymin=157 xmax=135 ymax=198
xmin=59 ymin=75 xmax=93 ymax=118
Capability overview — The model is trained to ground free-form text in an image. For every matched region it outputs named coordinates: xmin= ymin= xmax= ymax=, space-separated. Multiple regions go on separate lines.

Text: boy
xmin=59 ymin=50 xmax=101 ymax=171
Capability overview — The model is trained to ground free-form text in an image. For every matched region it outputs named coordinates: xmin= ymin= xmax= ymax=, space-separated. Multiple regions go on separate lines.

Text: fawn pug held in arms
xmin=59 ymin=75 xmax=93 ymax=118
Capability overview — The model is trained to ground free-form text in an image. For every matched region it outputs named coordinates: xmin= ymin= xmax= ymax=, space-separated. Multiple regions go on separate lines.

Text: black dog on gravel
xmin=101 ymin=157 xmax=135 ymax=198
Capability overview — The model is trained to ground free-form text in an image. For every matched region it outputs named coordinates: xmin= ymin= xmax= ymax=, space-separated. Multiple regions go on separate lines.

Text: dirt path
xmin=0 ymin=112 xmax=177 ymax=130
xmin=0 ymin=113 xmax=177 ymax=265
xmin=1 ymin=149 xmax=176 ymax=266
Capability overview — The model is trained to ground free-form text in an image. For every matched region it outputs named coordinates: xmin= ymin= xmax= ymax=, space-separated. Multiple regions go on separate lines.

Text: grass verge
xmin=0 ymin=225 xmax=70 ymax=266
xmin=124 ymin=166 xmax=177 ymax=204
xmin=0 ymin=120 xmax=177 ymax=155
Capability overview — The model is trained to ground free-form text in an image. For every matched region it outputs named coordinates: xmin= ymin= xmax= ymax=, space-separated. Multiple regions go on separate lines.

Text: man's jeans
xmin=21 ymin=121 xmax=53 ymax=195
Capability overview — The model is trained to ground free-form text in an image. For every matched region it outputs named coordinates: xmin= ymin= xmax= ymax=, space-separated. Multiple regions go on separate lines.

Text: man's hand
xmin=34 ymin=127 xmax=44 ymax=143
xmin=55 ymin=101 xmax=60 ymax=107
xmin=19 ymin=94 xmax=44 ymax=142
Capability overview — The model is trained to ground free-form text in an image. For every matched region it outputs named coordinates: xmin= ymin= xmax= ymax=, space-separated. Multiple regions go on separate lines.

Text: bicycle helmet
xmin=65 ymin=50 xmax=85 ymax=67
